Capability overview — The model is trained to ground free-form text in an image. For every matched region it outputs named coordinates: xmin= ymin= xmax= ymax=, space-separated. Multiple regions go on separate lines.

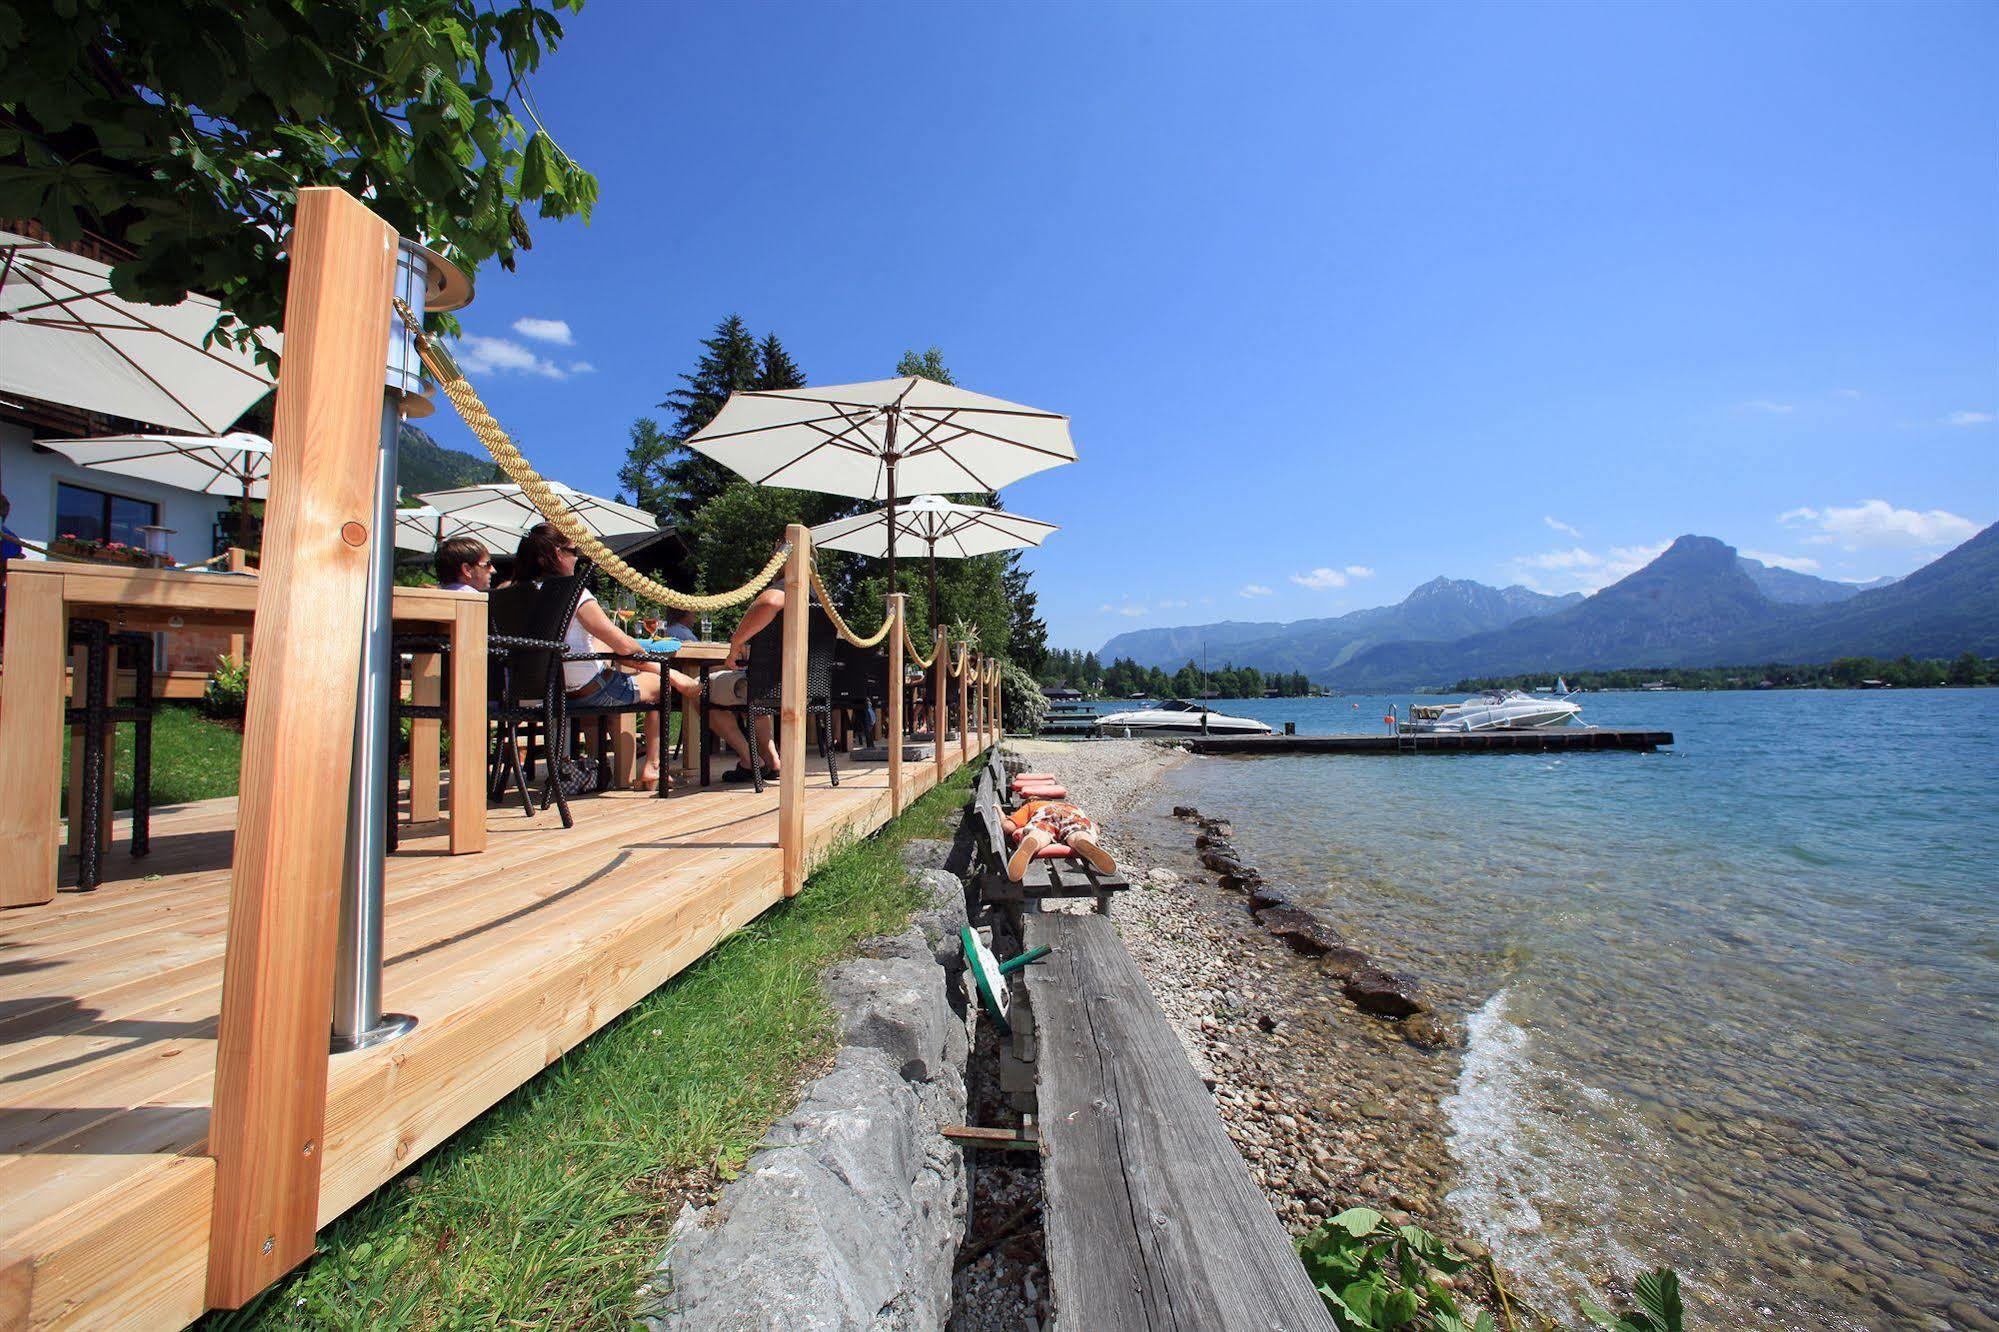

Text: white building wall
xmin=1 ymin=423 xmax=232 ymax=566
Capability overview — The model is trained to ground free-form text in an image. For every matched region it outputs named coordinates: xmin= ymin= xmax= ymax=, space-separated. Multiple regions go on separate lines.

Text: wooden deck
xmin=0 ymin=744 xmax=976 ymax=1330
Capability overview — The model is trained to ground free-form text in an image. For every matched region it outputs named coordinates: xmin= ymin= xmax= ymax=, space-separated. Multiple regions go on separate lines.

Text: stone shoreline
xmin=1009 ymin=739 xmax=1503 ymax=1298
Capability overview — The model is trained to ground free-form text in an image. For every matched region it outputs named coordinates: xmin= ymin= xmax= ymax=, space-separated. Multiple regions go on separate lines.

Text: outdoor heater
xmin=331 ymin=238 xmax=470 ymax=1053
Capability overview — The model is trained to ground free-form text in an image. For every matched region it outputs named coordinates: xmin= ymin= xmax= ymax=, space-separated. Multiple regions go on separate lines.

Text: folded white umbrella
xmin=0 ymin=231 xmax=275 ymax=434
xmin=684 ymin=376 xmax=1074 ymax=587
xmin=811 ymin=495 xmax=1057 ymax=631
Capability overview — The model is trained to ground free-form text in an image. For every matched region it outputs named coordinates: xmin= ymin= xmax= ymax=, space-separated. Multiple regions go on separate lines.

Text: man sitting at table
xmin=434 ymin=536 xmax=492 ymax=593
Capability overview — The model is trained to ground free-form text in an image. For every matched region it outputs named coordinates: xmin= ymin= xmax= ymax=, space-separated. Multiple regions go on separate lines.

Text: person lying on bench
xmin=1005 ymin=798 xmax=1118 ymax=881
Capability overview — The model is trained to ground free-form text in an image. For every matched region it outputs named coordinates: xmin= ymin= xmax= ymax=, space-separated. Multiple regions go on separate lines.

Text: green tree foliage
xmin=895 ymin=346 xmax=955 ymax=384
xmin=0 ymin=0 xmax=597 ymax=352
xmin=1052 ymin=650 xmax=1313 ymax=700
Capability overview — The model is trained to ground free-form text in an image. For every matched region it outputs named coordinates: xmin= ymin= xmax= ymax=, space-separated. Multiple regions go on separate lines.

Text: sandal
xmin=722 ymin=766 xmax=757 ymax=784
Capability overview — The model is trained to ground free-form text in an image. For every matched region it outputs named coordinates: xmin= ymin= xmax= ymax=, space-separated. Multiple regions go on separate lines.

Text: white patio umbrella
xmin=409 ymin=482 xmax=657 ymax=557
xmin=810 ymin=495 xmax=1058 ymax=630
xmin=42 ymin=431 xmax=273 ymax=549
xmin=683 ymin=376 xmax=1074 ymax=590
xmin=0 ymin=231 xmax=275 ymax=434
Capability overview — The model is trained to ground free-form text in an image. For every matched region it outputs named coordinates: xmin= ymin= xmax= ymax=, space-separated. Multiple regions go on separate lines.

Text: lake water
xmin=1148 ymin=690 xmax=1998 ymax=1330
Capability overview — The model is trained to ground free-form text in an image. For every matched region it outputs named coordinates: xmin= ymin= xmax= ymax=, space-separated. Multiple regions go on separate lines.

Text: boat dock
xmin=1185 ymin=727 xmax=1673 ymax=755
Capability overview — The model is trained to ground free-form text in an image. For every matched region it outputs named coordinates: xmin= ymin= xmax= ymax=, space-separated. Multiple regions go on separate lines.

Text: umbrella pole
xmin=883 ymin=411 xmax=899 ymax=598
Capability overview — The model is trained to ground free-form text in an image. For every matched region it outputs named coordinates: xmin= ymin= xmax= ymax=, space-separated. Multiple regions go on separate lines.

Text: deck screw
xmin=262 ymin=1236 xmax=275 ymax=1254
xmin=303 ymin=1139 xmax=316 ymax=1156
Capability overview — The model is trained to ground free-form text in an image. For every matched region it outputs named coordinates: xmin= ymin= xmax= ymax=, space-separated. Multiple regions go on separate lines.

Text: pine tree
xmin=651 ymin=315 xmax=764 ymax=524
xmin=896 ymin=346 xmax=956 ymax=385
xmin=757 ymin=333 xmax=806 ymax=391
xmin=1002 ymin=551 xmax=1048 ymax=674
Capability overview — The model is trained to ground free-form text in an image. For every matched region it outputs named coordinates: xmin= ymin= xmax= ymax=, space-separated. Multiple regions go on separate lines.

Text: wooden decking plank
xmin=1023 ymin=912 xmax=1333 ymax=1332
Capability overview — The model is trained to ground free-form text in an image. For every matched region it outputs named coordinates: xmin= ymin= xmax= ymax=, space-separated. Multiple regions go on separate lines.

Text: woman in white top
xmin=512 ymin=525 xmax=670 ymax=789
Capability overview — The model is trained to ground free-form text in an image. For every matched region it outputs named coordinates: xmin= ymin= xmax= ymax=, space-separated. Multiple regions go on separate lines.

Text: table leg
xmin=690 ymin=665 xmax=710 ymax=787
xmin=0 ymin=576 xmax=66 ymax=906
xmin=447 ymin=600 xmax=487 ymax=854
xmin=409 ymin=650 xmax=442 ymax=824
xmin=615 ymin=714 xmax=639 ymax=789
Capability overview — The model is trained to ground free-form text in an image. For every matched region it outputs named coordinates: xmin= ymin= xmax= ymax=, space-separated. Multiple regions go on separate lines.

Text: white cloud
xmin=568 ymin=360 xmax=597 ymax=375
xmin=1743 ymin=400 xmax=1795 ymax=414
xmin=1345 ymin=565 xmax=1375 ymax=579
xmin=453 ymin=335 xmax=568 ymax=379
xmin=1098 ymin=602 xmax=1147 ymax=617
xmin=1944 ymin=410 xmax=1994 ymax=427
xmin=1510 ymin=541 xmax=1667 ymax=594
xmin=1742 ymin=549 xmax=1821 ymax=574
xmin=1544 ymin=515 xmax=1582 ymax=538
xmin=512 ymin=317 xmax=575 ymax=346
xmin=1780 ymin=499 xmax=1979 ymax=550
xmin=1290 ymin=567 xmax=1350 ymax=590
xmin=1835 ymin=388 xmax=1862 ymax=399
xmin=1158 ymin=598 xmax=1189 ymax=610
xmin=1239 ymin=584 xmax=1273 ymax=598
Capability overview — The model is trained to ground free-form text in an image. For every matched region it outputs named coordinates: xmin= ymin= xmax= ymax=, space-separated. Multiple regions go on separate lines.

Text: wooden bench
xmin=1021 ymin=911 xmax=1336 ymax=1331
xmin=970 ymin=752 xmax=1128 ymax=914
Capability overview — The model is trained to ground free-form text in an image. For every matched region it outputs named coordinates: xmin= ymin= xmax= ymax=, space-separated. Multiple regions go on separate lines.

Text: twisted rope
xmin=807 ymin=558 xmax=892 ymax=648
xmin=951 ymin=643 xmax=971 ymax=678
xmin=902 ymin=621 xmax=936 ymax=671
xmin=395 ymin=298 xmax=787 ymax=612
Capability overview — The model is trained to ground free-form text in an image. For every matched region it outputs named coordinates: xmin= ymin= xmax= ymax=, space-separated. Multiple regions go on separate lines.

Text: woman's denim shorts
xmin=570 ymin=670 xmax=640 ymax=709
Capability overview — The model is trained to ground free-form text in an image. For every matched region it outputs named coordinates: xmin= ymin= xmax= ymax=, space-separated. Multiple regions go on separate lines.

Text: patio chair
xmin=558 ymin=560 xmax=679 ymax=799
xmin=63 ymin=618 xmax=155 ymax=892
xmin=711 ymin=603 xmax=840 ymax=794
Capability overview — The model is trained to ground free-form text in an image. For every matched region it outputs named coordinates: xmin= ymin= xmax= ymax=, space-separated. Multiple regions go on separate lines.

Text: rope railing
xmin=902 ymin=620 xmax=936 ymax=671
xmin=394 ymin=298 xmax=786 ymax=613
xmin=806 ymin=558 xmax=892 ymax=648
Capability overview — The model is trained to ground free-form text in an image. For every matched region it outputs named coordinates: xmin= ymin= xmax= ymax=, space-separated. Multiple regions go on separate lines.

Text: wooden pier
xmin=0 ymin=748 xmax=981 ymax=1329
xmin=1185 ymin=727 xmax=1673 ymax=756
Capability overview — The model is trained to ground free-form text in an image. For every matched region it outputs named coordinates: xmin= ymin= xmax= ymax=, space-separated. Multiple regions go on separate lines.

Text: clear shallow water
xmin=1152 ymin=690 xmax=1999 ymax=1330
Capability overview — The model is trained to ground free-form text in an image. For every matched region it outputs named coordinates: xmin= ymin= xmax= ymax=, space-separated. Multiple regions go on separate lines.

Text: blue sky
xmin=427 ymin=0 xmax=1997 ymax=652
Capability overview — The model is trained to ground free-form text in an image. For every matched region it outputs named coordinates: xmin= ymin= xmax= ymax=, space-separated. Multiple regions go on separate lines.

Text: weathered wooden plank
xmin=205 ymin=186 xmax=399 ymax=1307
xmin=1023 ymin=912 xmax=1334 ymax=1332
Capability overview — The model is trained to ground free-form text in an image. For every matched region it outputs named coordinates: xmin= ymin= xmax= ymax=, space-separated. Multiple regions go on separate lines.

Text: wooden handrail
xmin=206 ymin=187 xmax=398 ymax=1307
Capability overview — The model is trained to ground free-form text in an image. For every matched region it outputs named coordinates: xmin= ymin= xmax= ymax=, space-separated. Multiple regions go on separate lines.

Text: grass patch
xmin=58 ymin=704 xmax=243 ymax=810
xmin=211 ymin=755 xmax=984 ymax=1331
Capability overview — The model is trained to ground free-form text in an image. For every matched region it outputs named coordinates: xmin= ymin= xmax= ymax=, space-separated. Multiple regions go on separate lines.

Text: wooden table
xmin=670 ymin=641 xmax=729 ymax=786
xmin=0 ymin=561 xmax=488 ymax=908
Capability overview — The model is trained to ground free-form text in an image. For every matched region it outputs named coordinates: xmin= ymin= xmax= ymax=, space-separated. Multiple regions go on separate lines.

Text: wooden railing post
xmin=993 ymin=660 xmax=1003 ymax=742
xmin=887 ymin=593 xmax=905 ymax=814
xmin=207 ymin=187 xmax=398 ymax=1307
xmin=958 ymin=650 xmax=971 ymax=765
xmin=972 ymin=654 xmax=986 ymax=750
xmin=933 ymin=627 xmax=948 ymax=784
xmin=779 ymin=525 xmax=810 ymax=897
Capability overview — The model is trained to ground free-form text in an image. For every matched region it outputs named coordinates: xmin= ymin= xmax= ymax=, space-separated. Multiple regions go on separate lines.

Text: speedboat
xmin=1400 ymin=688 xmax=1582 ymax=733
xmin=1092 ymin=699 xmax=1272 ymax=737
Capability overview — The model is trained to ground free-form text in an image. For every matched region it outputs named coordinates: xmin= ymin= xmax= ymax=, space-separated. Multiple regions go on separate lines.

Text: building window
xmin=55 ymin=482 xmax=158 ymax=547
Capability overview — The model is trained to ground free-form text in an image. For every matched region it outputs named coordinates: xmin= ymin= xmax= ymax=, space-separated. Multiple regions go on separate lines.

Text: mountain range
xmin=1099 ymin=526 xmax=1998 ymax=689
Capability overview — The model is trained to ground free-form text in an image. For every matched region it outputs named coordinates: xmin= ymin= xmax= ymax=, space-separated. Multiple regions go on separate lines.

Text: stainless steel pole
xmin=331 ymin=396 xmax=416 ymax=1052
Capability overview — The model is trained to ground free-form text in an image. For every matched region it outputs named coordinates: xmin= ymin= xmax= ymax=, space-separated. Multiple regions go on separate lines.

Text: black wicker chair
xmin=64 ymin=618 xmax=155 ymax=892
xmin=717 ymin=604 xmax=841 ymax=794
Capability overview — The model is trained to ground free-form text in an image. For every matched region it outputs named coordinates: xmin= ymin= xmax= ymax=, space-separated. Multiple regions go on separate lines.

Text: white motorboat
xmin=1400 ymin=688 xmax=1583 ymax=733
xmin=1093 ymin=699 xmax=1273 ymax=737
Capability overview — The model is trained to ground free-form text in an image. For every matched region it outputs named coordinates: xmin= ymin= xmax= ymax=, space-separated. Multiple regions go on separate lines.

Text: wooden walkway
xmin=1023 ymin=912 xmax=1334 ymax=1331
xmin=0 ymin=746 xmax=971 ymax=1329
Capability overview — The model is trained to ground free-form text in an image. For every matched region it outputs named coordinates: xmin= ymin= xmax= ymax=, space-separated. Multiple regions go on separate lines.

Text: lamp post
xmin=330 ymin=238 xmax=469 ymax=1053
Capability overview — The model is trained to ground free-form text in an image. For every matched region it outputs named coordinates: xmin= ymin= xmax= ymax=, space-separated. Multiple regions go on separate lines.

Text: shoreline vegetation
xmin=1454 ymin=653 xmax=1997 ymax=693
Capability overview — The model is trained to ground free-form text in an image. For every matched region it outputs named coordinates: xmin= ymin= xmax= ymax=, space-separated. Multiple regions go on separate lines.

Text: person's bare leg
xmin=1067 ymin=828 xmax=1117 ymax=876
xmin=706 ymin=709 xmax=759 ymax=772
xmin=1008 ymin=826 xmax=1054 ymax=881
xmin=633 ymin=673 xmax=665 ymax=789
xmin=755 ymin=714 xmax=780 ymax=774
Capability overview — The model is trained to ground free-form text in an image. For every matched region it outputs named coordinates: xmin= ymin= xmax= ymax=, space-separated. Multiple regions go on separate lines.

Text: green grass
xmin=58 ymin=704 xmax=244 ymax=810
xmin=209 ymin=755 xmax=984 ymax=1331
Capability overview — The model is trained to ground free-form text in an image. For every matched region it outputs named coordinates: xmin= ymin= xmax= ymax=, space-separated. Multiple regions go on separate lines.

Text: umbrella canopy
xmin=809 ymin=494 xmax=1058 ymax=560
xmin=42 ymin=431 xmax=273 ymax=498
xmin=684 ymin=376 xmax=1074 ymax=586
xmin=811 ymin=495 xmax=1059 ymax=633
xmin=0 ymin=231 xmax=275 ymax=434
xmin=404 ymin=482 xmax=657 ymax=555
